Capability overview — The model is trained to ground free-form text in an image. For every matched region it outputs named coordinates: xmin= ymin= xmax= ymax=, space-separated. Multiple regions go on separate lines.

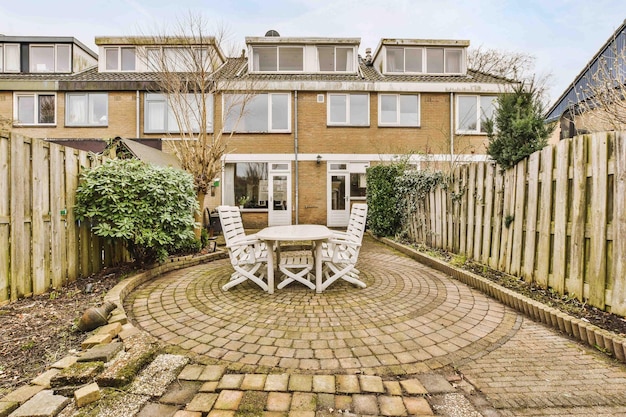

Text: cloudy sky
xmin=1 ymin=0 xmax=623 ymax=105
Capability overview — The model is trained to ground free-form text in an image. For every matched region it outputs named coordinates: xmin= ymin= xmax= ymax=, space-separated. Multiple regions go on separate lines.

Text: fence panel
xmin=0 ymin=136 xmax=9 ymax=303
xmin=611 ymin=132 xmax=626 ymax=315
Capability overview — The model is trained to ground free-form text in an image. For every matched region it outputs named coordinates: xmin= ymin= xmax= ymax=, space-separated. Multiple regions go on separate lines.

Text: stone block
xmin=118 ymin=326 xmax=140 ymax=341
xmin=108 ymin=312 xmax=128 ymax=325
xmin=136 ymin=402 xmax=180 ymax=417
xmin=10 ymin=390 xmax=70 ymax=417
xmin=264 ymin=374 xmax=289 ymax=391
xmin=31 ymin=369 xmax=61 ymax=388
xmin=198 ymin=365 xmax=227 ymax=382
xmin=378 ymin=395 xmax=407 ymax=417
xmin=336 ymin=375 xmax=359 ymax=393
xmin=74 ymin=382 xmax=100 ymax=407
xmin=96 ymin=322 xmax=123 ymax=338
xmin=213 ymin=390 xmax=243 ymax=410
xmin=160 ymin=381 xmax=202 ymax=405
xmin=0 ymin=385 xmax=44 ymax=404
xmin=177 ymin=364 xmax=205 ymax=381
xmin=174 ymin=411 xmax=202 ymax=417
xmin=50 ymin=362 xmax=104 ymax=388
xmin=358 ymin=375 xmax=384 ymax=393
xmin=353 ymin=394 xmax=379 ymax=415
xmin=0 ymin=401 xmax=18 ymax=417
xmin=399 ymin=378 xmax=428 ymax=395
xmin=288 ymin=375 xmax=312 ymax=392
xmin=78 ymin=342 xmax=124 ymax=363
xmin=50 ymin=356 xmax=79 ymax=370
xmin=417 ymin=374 xmax=454 ymax=394
xmin=81 ymin=333 xmax=113 ymax=349
xmin=186 ymin=393 xmax=218 ymax=412
xmin=97 ymin=333 xmax=159 ymax=387
xmin=312 ymin=375 xmax=335 ymax=393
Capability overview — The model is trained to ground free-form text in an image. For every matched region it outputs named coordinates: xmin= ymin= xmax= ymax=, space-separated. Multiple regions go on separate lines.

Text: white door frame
xmin=268 ymin=162 xmax=292 ymax=226
xmin=327 ymin=162 xmax=350 ymax=227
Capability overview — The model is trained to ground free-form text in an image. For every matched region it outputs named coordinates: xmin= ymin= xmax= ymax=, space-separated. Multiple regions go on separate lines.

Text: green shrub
xmin=366 ymin=164 xmax=403 ymax=237
xmin=75 ymin=159 xmax=199 ymax=264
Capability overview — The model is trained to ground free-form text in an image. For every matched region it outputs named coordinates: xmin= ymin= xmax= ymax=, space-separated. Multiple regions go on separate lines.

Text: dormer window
xmin=252 ymin=46 xmax=304 ymax=72
xmin=29 ymin=44 xmax=71 ymax=73
xmin=318 ymin=46 xmax=354 ymax=72
xmin=385 ymin=46 xmax=463 ymax=74
xmin=105 ymin=47 xmax=136 ymax=71
xmin=1 ymin=44 xmax=20 ymax=72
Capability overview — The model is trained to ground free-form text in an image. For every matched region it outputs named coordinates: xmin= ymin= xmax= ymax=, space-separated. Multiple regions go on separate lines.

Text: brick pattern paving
xmin=125 ymin=237 xmax=519 ymax=375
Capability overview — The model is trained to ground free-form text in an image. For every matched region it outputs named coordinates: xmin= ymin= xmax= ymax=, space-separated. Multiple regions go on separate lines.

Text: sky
xmin=1 ymin=0 xmax=624 ymax=106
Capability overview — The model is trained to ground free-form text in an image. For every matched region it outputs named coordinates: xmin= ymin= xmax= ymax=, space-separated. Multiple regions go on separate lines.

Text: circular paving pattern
xmin=125 ymin=238 xmax=520 ymax=375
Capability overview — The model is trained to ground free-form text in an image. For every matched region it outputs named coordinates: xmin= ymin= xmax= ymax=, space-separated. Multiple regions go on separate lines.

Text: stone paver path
xmin=125 ymin=237 xmax=519 ymax=375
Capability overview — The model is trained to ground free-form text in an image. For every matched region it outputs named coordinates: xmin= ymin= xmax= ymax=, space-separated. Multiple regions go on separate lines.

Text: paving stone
xmin=160 ymin=381 xmax=203 ymax=405
xmin=290 ymin=392 xmax=316 ymax=411
xmin=178 ymin=364 xmax=205 ymax=380
xmin=0 ymin=401 xmax=18 ymax=417
xmin=199 ymin=381 xmax=219 ymax=392
xmin=108 ymin=312 xmax=128 ymax=325
xmin=264 ymin=374 xmax=289 ymax=391
xmin=186 ymin=393 xmax=218 ymax=412
xmin=241 ymin=374 xmax=267 ymax=390
xmin=383 ymin=381 xmax=403 ymax=396
xmin=214 ymin=390 xmax=243 ymax=410
xmin=217 ymin=374 xmax=244 ymax=390
xmin=316 ymin=393 xmax=335 ymax=410
xmin=119 ymin=326 xmax=140 ymax=341
xmin=266 ymin=392 xmax=291 ymax=411
xmin=207 ymin=410 xmax=236 ymax=417
xmin=50 ymin=356 xmax=79 ymax=370
xmin=417 ymin=374 xmax=455 ymax=394
xmin=334 ymin=395 xmax=353 ymax=412
xmin=173 ymin=411 xmax=202 ymax=417
xmin=9 ymin=390 xmax=70 ymax=417
xmin=81 ymin=333 xmax=112 ymax=349
xmin=137 ymin=402 xmax=180 ymax=417
xmin=74 ymin=382 xmax=100 ymax=408
xmin=78 ymin=341 xmax=124 ymax=362
xmin=96 ymin=322 xmax=123 ymax=338
xmin=199 ymin=365 xmax=227 ymax=381
xmin=130 ymin=354 xmax=189 ymax=396
xmin=1 ymin=385 xmax=44 ymax=404
xmin=97 ymin=334 xmax=159 ymax=387
xmin=288 ymin=375 xmax=312 ymax=392
xmin=403 ymin=397 xmax=433 ymax=415
xmin=336 ymin=375 xmax=359 ymax=394
xmin=378 ymin=396 xmax=407 ymax=416
xmin=312 ymin=375 xmax=335 ymax=393
xmin=352 ymin=394 xmax=379 ymax=415
xmin=358 ymin=375 xmax=384 ymax=393
xmin=399 ymin=378 xmax=428 ymax=395
xmin=31 ymin=369 xmax=60 ymax=388
xmin=287 ymin=412 xmax=315 ymax=417
xmin=51 ymin=362 xmax=104 ymax=387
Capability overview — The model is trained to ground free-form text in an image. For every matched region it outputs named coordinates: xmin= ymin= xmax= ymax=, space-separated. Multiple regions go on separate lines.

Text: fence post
xmin=611 ymin=132 xmax=626 ymax=315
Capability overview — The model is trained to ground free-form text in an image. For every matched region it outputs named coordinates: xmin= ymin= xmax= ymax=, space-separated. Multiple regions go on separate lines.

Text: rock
xmin=74 ymin=382 xmax=100 ymax=407
xmin=50 ymin=362 xmax=104 ymax=388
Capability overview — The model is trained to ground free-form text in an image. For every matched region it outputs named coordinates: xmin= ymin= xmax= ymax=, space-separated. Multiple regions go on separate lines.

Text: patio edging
xmin=378 ymin=236 xmax=626 ymax=364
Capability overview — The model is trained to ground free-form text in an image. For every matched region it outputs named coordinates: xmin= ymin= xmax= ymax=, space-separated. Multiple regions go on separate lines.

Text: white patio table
xmin=256 ymin=225 xmax=333 ymax=293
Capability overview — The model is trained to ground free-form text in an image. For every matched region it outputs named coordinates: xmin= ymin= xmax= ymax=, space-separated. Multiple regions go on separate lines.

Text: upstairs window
xmin=144 ymin=93 xmax=213 ymax=133
xmin=378 ymin=94 xmax=420 ymax=127
xmin=30 ymin=44 xmax=71 ymax=73
xmin=385 ymin=46 xmax=463 ymax=74
xmin=66 ymin=93 xmax=108 ymax=126
xmin=252 ymin=46 xmax=304 ymax=72
xmin=327 ymin=93 xmax=369 ymax=126
xmin=105 ymin=47 xmax=136 ymax=71
xmin=14 ymin=93 xmax=56 ymax=125
xmin=146 ymin=47 xmax=210 ymax=72
xmin=224 ymin=93 xmax=290 ymax=133
xmin=456 ymin=95 xmax=497 ymax=133
xmin=318 ymin=46 xmax=355 ymax=72
xmin=1 ymin=44 xmax=20 ymax=72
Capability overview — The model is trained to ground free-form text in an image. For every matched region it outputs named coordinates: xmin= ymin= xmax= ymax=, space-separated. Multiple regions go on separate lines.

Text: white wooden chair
xmin=277 ymin=252 xmax=315 ymax=290
xmin=320 ymin=203 xmax=368 ymax=291
xmin=217 ymin=205 xmax=269 ymax=292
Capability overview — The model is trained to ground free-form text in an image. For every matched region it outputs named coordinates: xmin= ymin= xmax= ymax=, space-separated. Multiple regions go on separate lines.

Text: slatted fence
xmin=407 ymin=132 xmax=626 ymax=315
xmin=0 ymin=133 xmax=127 ymax=305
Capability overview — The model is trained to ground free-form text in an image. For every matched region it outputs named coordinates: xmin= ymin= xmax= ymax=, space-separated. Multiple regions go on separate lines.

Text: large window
xmin=66 ymin=93 xmax=108 ymax=126
xmin=252 ymin=46 xmax=304 ymax=72
xmin=223 ymin=93 xmax=290 ymax=133
xmin=378 ymin=94 xmax=420 ymax=126
xmin=224 ymin=162 xmax=269 ymax=209
xmin=456 ymin=95 xmax=497 ymax=133
xmin=104 ymin=47 xmax=136 ymax=71
xmin=328 ymin=93 xmax=369 ymax=126
xmin=1 ymin=44 xmax=20 ymax=72
xmin=14 ymin=93 xmax=55 ymax=125
xmin=318 ymin=46 xmax=354 ymax=72
xmin=385 ymin=46 xmax=463 ymax=74
xmin=144 ymin=93 xmax=213 ymax=134
xmin=30 ymin=45 xmax=70 ymax=73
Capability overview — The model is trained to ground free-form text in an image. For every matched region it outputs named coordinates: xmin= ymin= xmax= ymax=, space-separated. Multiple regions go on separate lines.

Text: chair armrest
xmin=327 ymin=237 xmax=361 ymax=247
xmin=227 ymin=236 xmax=263 ymax=249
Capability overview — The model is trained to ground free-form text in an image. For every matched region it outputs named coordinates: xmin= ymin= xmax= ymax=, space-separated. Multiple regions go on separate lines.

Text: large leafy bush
xmin=75 ymin=159 xmax=198 ymax=264
xmin=366 ymin=164 xmax=404 ymax=237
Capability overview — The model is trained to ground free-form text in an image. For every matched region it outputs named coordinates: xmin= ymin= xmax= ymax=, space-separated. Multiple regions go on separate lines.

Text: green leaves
xmin=75 ymin=159 xmax=199 ymax=264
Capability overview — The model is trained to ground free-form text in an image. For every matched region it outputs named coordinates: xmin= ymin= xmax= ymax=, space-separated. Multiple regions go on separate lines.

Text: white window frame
xmin=456 ymin=95 xmax=498 ymax=134
xmin=317 ymin=46 xmax=355 ymax=73
xmin=384 ymin=46 xmax=465 ymax=75
xmin=327 ymin=93 xmax=369 ymax=126
xmin=29 ymin=44 xmax=71 ymax=73
xmin=13 ymin=92 xmax=57 ymax=125
xmin=252 ymin=46 xmax=304 ymax=73
xmin=144 ymin=93 xmax=213 ymax=134
xmin=104 ymin=46 xmax=136 ymax=72
xmin=65 ymin=93 xmax=108 ymax=127
xmin=1 ymin=44 xmax=20 ymax=73
xmin=223 ymin=93 xmax=291 ymax=133
xmin=378 ymin=94 xmax=420 ymax=127
xmin=385 ymin=47 xmax=423 ymax=73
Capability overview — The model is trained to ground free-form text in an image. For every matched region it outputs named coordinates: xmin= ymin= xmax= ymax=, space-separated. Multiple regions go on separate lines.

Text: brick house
xmin=0 ymin=32 xmax=512 ymax=228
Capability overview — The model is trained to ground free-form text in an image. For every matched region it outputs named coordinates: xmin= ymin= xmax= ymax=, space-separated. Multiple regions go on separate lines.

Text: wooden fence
xmin=0 ymin=133 xmax=128 ymax=305
xmin=407 ymin=131 xmax=626 ymax=315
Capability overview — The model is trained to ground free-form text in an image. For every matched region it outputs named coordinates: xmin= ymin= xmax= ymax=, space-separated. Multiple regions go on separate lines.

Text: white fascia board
xmin=222 ymin=153 xmax=491 ymax=163
xmin=220 ymin=80 xmax=511 ymax=94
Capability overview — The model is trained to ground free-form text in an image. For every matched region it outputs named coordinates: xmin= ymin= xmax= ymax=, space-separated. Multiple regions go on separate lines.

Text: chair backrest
xmin=216 ymin=205 xmax=246 ymax=246
xmin=345 ymin=203 xmax=368 ymax=243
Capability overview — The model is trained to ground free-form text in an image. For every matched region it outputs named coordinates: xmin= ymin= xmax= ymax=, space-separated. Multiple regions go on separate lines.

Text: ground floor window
xmin=14 ymin=93 xmax=55 ymax=125
xmin=224 ymin=162 xmax=268 ymax=209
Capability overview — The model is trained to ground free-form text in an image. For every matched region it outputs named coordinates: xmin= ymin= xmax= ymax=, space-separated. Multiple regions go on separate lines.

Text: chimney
xmin=365 ymin=48 xmax=372 ymax=65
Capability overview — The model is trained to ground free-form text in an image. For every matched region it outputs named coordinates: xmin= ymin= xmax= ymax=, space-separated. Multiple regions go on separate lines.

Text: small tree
xmin=485 ymin=83 xmax=553 ymax=169
xmin=75 ymin=159 xmax=198 ymax=264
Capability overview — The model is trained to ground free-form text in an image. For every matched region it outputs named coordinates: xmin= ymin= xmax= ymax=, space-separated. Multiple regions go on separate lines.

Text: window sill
xmin=66 ymin=125 xmax=108 ymax=128
xmin=14 ymin=124 xmax=57 ymax=128
xmin=377 ymin=125 xmax=421 ymax=128
xmin=327 ymin=124 xmax=371 ymax=128
xmin=455 ymin=131 xmax=488 ymax=136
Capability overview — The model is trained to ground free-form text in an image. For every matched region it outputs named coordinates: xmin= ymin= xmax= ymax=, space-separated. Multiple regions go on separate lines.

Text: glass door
xmin=268 ymin=163 xmax=291 ymax=226
xmin=327 ymin=163 xmax=350 ymax=226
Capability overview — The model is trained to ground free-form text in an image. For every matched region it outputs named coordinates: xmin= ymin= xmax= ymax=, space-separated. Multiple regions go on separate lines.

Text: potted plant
xmin=237 ymin=195 xmax=250 ymax=209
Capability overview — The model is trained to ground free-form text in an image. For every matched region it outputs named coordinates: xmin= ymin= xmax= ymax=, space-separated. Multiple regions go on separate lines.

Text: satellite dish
xmin=265 ymin=30 xmax=280 ymax=37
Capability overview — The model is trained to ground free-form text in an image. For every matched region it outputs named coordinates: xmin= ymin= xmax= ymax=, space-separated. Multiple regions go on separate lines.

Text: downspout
xmin=136 ymin=91 xmax=140 ymax=138
xmin=449 ymin=92 xmax=454 ymax=168
xmin=294 ymin=90 xmax=299 ymax=224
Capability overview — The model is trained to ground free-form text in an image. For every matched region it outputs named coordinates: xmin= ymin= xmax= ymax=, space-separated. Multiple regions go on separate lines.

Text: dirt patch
xmin=0 ymin=265 xmax=132 ymax=396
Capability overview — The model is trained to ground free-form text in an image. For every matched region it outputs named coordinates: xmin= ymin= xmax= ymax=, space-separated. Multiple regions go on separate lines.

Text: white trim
xmin=250 ymin=45 xmax=305 ymax=73
xmin=378 ymin=93 xmax=420 ymax=127
xmin=29 ymin=44 xmax=72 ymax=73
xmin=65 ymin=92 xmax=108 ymax=127
xmin=223 ymin=92 xmax=291 ymax=133
xmin=455 ymin=94 xmax=498 ymax=134
xmin=13 ymin=92 xmax=57 ymax=126
xmin=326 ymin=93 xmax=370 ymax=126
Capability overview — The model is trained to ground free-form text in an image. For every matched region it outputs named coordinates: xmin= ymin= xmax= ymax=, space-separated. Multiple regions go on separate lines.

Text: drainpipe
xmin=294 ymin=90 xmax=299 ymax=224
xmin=449 ymin=92 xmax=454 ymax=167
xmin=136 ymin=91 xmax=140 ymax=138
